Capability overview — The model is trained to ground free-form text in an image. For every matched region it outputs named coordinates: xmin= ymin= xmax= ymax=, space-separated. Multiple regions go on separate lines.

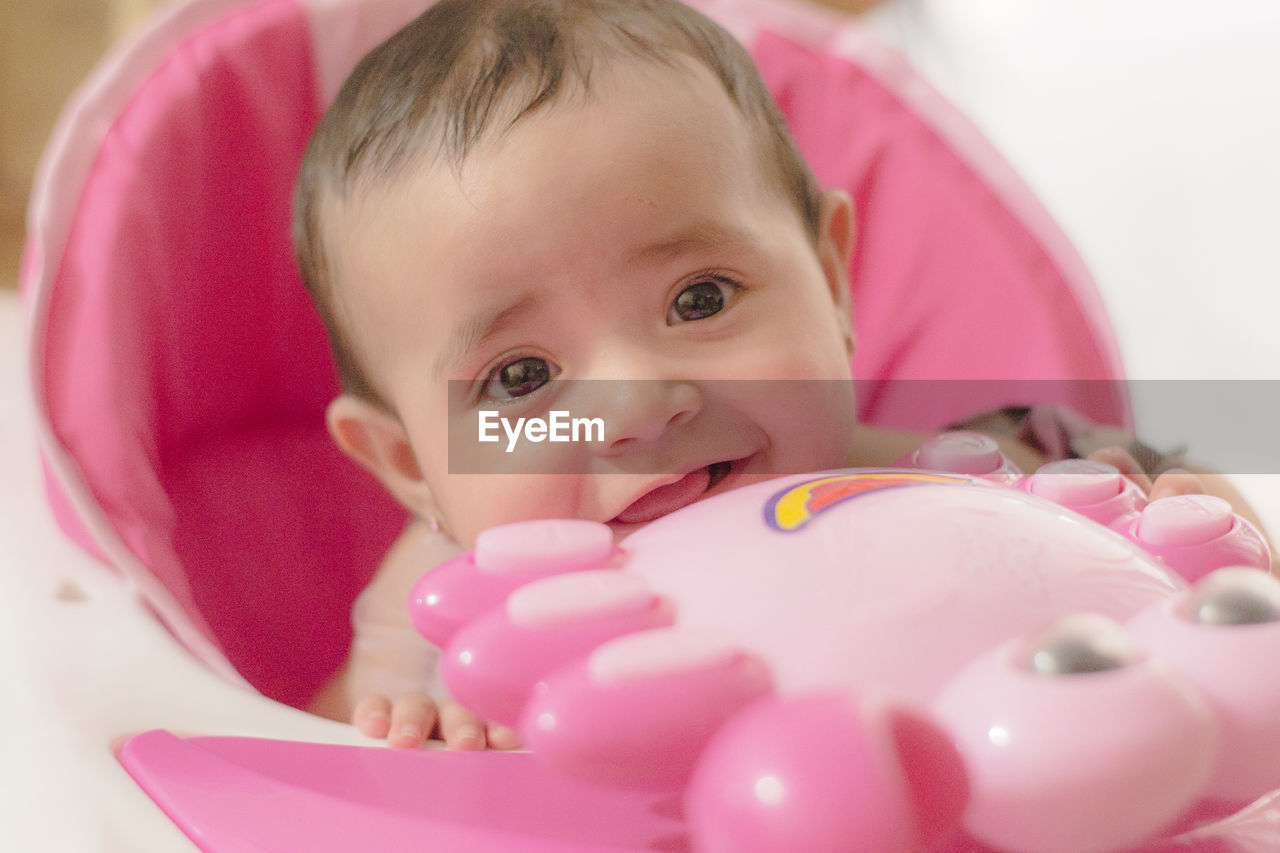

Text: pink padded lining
xmin=754 ymin=31 xmax=1124 ymax=427
xmin=27 ymin=0 xmax=1126 ymax=708
xmin=38 ymin=0 xmax=405 ymax=707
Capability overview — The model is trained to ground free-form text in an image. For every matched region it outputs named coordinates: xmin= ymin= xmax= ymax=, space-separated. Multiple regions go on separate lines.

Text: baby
xmin=293 ymin=0 xmax=1244 ymax=749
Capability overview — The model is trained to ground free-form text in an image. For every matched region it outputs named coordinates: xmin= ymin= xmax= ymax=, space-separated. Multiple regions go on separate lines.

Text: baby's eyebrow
xmin=433 ymin=292 xmax=541 ymax=380
xmin=626 ymin=220 xmax=758 ymax=266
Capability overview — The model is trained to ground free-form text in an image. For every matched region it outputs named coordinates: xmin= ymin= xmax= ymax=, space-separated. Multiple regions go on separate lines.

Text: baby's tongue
xmin=615 ymin=467 xmax=711 ymax=525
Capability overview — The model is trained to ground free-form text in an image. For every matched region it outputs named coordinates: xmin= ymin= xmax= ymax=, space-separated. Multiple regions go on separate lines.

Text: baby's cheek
xmin=731 ymin=339 xmax=850 ymax=381
xmin=742 ymin=383 xmax=856 ymax=468
xmin=793 ymin=407 xmax=859 ymax=471
xmin=441 ymin=473 xmax=588 ymax=548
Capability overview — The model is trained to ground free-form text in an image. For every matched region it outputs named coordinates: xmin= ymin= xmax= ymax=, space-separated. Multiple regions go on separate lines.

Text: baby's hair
xmin=294 ymin=0 xmax=822 ymax=404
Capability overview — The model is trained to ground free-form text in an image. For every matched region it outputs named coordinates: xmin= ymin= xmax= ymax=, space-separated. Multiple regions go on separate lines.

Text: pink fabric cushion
xmin=754 ymin=31 xmax=1123 ymax=428
xmin=39 ymin=0 xmax=405 ymax=708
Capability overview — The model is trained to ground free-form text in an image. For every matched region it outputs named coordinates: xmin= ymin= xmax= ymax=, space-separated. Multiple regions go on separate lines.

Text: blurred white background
xmin=863 ymin=0 xmax=1280 ymax=383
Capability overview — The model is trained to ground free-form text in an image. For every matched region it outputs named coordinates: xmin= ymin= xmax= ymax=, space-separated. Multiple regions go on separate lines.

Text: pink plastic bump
xmin=686 ymin=692 xmax=967 ymax=853
xmin=521 ymin=628 xmax=773 ymax=789
xmin=916 ymin=431 xmax=1003 ymax=475
xmin=1128 ymin=568 xmax=1280 ymax=803
xmin=932 ymin=615 xmax=1216 ymax=853
xmin=409 ymin=551 xmax=582 ymax=650
xmin=474 ymin=519 xmax=613 ymax=574
xmin=894 ymin=432 xmax=1021 ymax=480
xmin=441 ymin=584 xmax=674 ymax=727
xmin=1182 ymin=567 xmax=1280 ymax=625
xmin=1139 ymin=495 xmax=1234 ymax=548
xmin=1118 ymin=495 xmax=1271 ymax=582
xmin=588 ymin=627 xmax=741 ymax=684
xmin=1017 ymin=613 xmax=1143 ymax=675
xmin=1030 ymin=459 xmax=1121 ymax=506
xmin=507 ymin=570 xmax=655 ymax=628
xmin=1027 ymin=459 xmax=1146 ymax=526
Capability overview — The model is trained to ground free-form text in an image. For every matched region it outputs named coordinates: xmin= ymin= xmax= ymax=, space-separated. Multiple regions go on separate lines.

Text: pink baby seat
xmin=22 ymin=0 xmax=1127 ymax=710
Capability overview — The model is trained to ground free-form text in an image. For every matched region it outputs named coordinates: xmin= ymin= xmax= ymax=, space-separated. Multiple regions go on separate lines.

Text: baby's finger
xmin=352 ymin=694 xmax=393 ymax=739
xmin=1086 ymin=446 xmax=1154 ymax=493
xmin=437 ymin=699 xmax=488 ymax=751
xmin=486 ymin=723 xmax=523 ymax=750
xmin=1149 ymin=468 xmax=1205 ymax=502
xmin=387 ymin=693 xmax=440 ymax=749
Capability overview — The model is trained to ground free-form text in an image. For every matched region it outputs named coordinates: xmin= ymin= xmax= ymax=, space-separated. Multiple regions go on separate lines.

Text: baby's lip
xmin=608 ymin=455 xmax=752 ymax=528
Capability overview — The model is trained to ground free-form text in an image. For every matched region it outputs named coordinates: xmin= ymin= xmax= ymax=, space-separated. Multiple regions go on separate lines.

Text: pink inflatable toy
xmin=411 ymin=440 xmax=1277 ymax=853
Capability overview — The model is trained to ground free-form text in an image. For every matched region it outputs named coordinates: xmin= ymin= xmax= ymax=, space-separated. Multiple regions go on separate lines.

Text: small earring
xmin=424 ymin=515 xmax=441 ymax=534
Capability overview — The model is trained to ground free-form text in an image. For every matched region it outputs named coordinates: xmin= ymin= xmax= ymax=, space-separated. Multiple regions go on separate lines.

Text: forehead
xmin=327 ymin=59 xmax=790 ymax=384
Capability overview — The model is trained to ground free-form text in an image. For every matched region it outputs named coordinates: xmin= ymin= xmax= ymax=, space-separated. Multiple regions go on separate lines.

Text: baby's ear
xmin=817 ymin=188 xmax=856 ymax=352
xmin=326 ymin=394 xmax=438 ymax=518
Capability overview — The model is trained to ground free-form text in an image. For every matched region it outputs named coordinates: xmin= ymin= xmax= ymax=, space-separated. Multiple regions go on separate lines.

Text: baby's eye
xmin=484 ymin=356 xmax=555 ymax=402
xmin=667 ymin=277 xmax=740 ymax=324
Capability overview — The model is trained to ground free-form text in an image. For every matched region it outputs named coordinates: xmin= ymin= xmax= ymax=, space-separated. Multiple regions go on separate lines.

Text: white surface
xmin=0 ymin=292 xmax=369 ymax=852
xmin=864 ymin=0 xmax=1280 ymax=382
xmin=3 ymin=2 xmax=1280 ymax=850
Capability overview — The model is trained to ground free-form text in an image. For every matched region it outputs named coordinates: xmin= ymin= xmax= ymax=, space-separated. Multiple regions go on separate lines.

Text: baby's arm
xmin=308 ymin=521 xmax=521 ymax=750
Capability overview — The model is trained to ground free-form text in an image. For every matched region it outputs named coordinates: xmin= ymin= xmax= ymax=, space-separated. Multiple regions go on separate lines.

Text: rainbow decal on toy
xmin=766 ymin=470 xmax=973 ymax=531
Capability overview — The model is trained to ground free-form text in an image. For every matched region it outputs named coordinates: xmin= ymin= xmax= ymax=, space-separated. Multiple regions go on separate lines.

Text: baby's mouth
xmin=705 ymin=459 xmax=732 ymax=490
xmin=612 ymin=459 xmax=737 ymax=526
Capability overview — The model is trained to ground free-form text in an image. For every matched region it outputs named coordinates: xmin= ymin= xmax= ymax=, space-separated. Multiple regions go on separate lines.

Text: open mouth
xmin=612 ymin=458 xmax=742 ymax=526
xmin=706 ymin=459 xmax=732 ymax=490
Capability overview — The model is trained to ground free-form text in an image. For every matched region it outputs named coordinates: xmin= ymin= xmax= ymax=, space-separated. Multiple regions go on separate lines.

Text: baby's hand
xmin=1086 ymin=445 xmax=1273 ymax=551
xmin=1086 ymin=446 xmax=1205 ymax=502
xmin=353 ymin=693 xmax=523 ymax=751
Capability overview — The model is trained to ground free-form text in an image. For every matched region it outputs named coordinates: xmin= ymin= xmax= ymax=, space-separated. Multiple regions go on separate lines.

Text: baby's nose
xmin=592 ymin=380 xmax=702 ymax=454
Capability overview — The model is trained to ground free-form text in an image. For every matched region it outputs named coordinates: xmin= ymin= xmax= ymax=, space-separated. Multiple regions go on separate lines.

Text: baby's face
xmin=330 ymin=60 xmax=857 ymax=547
